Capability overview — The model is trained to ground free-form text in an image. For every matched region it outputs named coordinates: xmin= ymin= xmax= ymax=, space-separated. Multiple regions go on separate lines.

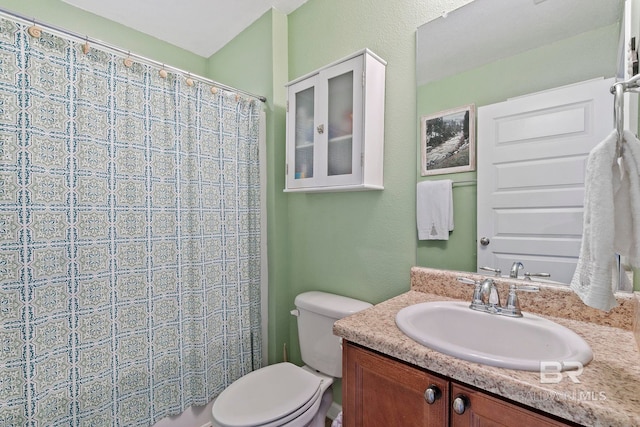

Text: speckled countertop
xmin=333 ymin=267 xmax=640 ymax=427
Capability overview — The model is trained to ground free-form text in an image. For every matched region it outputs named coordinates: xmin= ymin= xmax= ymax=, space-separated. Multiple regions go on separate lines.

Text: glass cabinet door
xmin=327 ymin=71 xmax=353 ymax=176
xmin=321 ymin=55 xmax=363 ymax=187
xmin=294 ymin=86 xmax=315 ymax=180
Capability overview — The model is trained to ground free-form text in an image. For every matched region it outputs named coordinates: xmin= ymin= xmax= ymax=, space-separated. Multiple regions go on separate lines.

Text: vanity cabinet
xmin=343 ymin=342 xmax=575 ymax=427
xmin=284 ymin=49 xmax=386 ymax=192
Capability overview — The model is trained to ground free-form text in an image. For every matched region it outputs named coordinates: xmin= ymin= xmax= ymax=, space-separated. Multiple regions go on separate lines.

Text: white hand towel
xmin=614 ymin=130 xmax=640 ymax=266
xmin=570 ymin=130 xmax=640 ymax=311
xmin=417 ymin=180 xmax=454 ymax=240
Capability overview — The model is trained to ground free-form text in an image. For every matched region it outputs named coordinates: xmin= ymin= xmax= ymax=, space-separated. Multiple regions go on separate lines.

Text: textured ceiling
xmin=62 ymin=0 xmax=309 ymax=57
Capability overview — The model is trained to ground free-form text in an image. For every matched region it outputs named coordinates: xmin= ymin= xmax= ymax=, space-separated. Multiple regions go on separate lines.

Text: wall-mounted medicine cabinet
xmin=285 ymin=49 xmax=386 ymax=192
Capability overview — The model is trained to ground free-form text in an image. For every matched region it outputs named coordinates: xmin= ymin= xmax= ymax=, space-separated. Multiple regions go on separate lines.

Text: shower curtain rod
xmin=0 ymin=7 xmax=267 ymax=103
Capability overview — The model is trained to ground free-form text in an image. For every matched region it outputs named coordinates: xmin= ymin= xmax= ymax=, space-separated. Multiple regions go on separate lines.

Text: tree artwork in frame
xmin=420 ymin=104 xmax=476 ymax=176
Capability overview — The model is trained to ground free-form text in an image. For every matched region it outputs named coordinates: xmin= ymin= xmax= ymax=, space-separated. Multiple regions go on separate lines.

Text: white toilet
xmin=211 ymin=291 xmax=372 ymax=427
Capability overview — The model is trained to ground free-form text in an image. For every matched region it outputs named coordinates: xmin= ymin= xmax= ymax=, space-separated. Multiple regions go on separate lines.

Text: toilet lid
xmin=212 ymin=362 xmax=322 ymax=427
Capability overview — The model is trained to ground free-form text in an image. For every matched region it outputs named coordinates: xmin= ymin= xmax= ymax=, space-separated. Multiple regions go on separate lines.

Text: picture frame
xmin=420 ymin=104 xmax=476 ymax=176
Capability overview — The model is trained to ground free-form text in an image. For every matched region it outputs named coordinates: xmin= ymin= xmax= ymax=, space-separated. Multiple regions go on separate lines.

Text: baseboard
xmin=327 ymin=402 xmax=342 ymax=421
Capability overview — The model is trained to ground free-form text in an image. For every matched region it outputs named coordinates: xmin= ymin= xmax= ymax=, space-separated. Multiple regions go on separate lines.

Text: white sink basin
xmin=395 ymin=301 xmax=593 ymax=371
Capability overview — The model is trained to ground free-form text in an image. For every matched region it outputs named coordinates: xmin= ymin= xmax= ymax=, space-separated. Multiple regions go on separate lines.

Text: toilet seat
xmin=212 ymin=362 xmax=323 ymax=427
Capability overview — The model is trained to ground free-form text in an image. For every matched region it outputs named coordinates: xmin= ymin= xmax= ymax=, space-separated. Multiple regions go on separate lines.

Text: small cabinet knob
xmin=423 ymin=385 xmax=442 ymax=404
xmin=480 ymin=237 xmax=490 ymax=246
xmin=452 ymin=395 xmax=469 ymax=415
xmin=317 ymin=124 xmax=325 ymax=134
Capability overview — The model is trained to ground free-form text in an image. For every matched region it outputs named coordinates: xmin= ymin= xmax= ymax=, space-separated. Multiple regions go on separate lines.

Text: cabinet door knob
xmin=317 ymin=124 xmax=325 ymax=134
xmin=452 ymin=395 xmax=469 ymax=415
xmin=423 ymin=385 xmax=442 ymax=404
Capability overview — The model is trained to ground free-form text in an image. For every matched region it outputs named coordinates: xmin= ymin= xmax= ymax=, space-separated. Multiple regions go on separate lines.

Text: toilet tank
xmin=294 ymin=291 xmax=372 ymax=378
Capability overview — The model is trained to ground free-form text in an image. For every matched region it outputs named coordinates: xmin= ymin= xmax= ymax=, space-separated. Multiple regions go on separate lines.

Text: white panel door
xmin=477 ymin=78 xmax=614 ymax=283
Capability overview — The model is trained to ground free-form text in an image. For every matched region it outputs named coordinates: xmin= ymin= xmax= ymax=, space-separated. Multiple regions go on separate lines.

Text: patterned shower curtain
xmin=0 ymin=17 xmax=262 ymax=426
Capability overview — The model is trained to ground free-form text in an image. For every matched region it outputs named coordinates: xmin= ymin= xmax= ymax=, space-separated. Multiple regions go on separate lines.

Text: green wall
xmin=285 ymin=0 xmax=429 ymax=304
xmin=280 ymin=0 xmax=437 ymax=404
xmin=279 ymin=0 xmax=620 ymax=366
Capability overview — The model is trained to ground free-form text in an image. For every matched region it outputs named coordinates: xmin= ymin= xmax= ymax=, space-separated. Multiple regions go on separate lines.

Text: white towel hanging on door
xmin=417 ymin=180 xmax=454 ymax=240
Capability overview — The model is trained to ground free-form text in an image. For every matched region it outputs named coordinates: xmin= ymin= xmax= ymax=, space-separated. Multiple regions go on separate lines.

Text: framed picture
xmin=420 ymin=104 xmax=476 ymax=176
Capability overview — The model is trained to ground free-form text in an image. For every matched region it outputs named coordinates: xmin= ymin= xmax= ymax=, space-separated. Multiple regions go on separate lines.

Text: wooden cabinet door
xmin=343 ymin=342 xmax=449 ymax=427
xmin=450 ymin=383 xmax=573 ymax=427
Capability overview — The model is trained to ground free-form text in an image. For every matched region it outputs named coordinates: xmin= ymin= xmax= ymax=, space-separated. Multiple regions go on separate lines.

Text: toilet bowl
xmin=211 ymin=292 xmax=372 ymax=427
xmin=211 ymin=363 xmax=333 ymax=427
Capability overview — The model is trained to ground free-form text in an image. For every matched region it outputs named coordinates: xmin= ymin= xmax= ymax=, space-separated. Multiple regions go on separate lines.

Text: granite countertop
xmin=333 ymin=267 xmax=640 ymax=427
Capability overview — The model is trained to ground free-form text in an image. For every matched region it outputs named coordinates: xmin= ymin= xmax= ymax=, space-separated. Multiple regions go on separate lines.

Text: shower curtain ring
xmin=28 ymin=19 xmax=42 ymax=38
xmin=82 ymin=36 xmax=90 ymax=54
xmin=123 ymin=51 xmax=133 ymax=68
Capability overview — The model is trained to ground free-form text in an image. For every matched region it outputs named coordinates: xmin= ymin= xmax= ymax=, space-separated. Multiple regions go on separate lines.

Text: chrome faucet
xmin=508 ymin=261 xmax=551 ymax=281
xmin=457 ymin=276 xmax=539 ymax=317
xmin=509 ymin=262 xmax=524 ymax=278
xmin=479 ymin=278 xmax=500 ymax=311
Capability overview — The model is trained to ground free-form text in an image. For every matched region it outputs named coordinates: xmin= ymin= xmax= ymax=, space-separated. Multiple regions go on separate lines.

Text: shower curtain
xmin=0 ymin=17 xmax=262 ymax=426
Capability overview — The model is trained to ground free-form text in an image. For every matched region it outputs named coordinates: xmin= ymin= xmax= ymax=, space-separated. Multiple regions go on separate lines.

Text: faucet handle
xmin=479 ymin=266 xmax=502 ymax=277
xmin=524 ymin=272 xmax=551 ymax=281
xmin=504 ymin=284 xmax=539 ymax=317
xmin=457 ymin=277 xmax=483 ymax=305
xmin=457 ymin=277 xmax=479 ymax=286
xmin=513 ymin=284 xmax=540 ymax=292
